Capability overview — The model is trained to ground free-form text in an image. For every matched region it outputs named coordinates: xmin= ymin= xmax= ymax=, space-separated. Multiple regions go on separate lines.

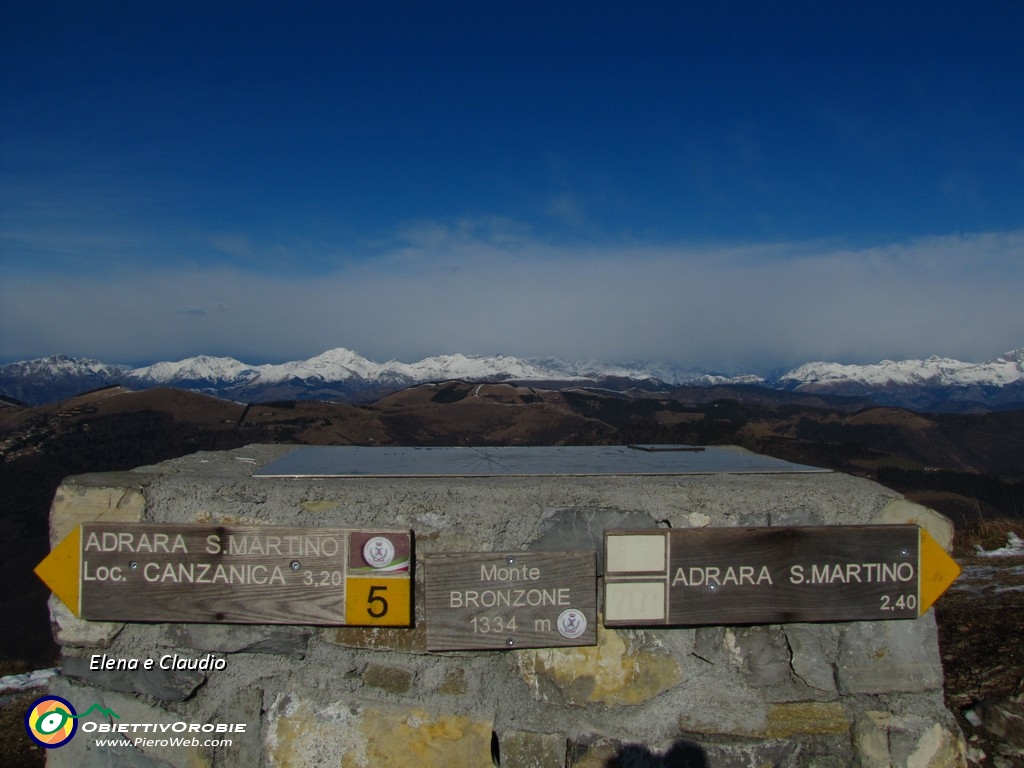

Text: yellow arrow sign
xmin=34 ymin=525 xmax=82 ymax=617
xmin=918 ymin=527 xmax=961 ymax=615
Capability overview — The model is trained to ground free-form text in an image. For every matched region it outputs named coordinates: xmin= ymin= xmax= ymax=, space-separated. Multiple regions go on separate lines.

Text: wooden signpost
xmin=36 ymin=520 xmax=960 ymax=635
xmin=604 ymin=525 xmax=961 ymax=627
xmin=425 ymin=551 xmax=596 ymax=650
xmin=35 ymin=523 xmax=413 ymax=626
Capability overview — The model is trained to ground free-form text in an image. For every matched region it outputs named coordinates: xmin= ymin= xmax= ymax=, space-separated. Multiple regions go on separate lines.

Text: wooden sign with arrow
xmin=604 ymin=525 xmax=960 ymax=627
xmin=35 ymin=523 xmax=413 ymax=626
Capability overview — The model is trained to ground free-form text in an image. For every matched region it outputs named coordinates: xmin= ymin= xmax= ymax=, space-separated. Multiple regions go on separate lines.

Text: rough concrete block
xmin=61 ymin=655 xmax=205 ymax=701
xmin=264 ymin=695 xmax=494 ymax=768
xmin=853 ymin=710 xmax=967 ymax=767
xmin=687 ymin=511 xmax=712 ymax=528
xmin=702 ymin=740 xmax=803 ymax=768
xmin=784 ymin=624 xmax=839 ymax=693
xmin=362 ymin=663 xmax=414 ymax=694
xmin=874 ymin=499 xmax=955 ymax=552
xmin=529 ymin=507 xmax=659 ymax=574
xmin=499 ymin=730 xmax=567 ymax=768
xmin=679 ymin=699 xmax=849 ymax=740
xmin=160 ymin=624 xmax=310 ymax=658
xmin=759 ymin=701 xmax=850 ymax=738
xmin=692 ymin=626 xmax=728 ymax=663
xmin=729 ymin=626 xmax=792 ymax=687
xmin=769 ymin=504 xmax=828 ymax=527
xmin=516 ymin=623 xmax=682 ymax=706
xmin=212 ymin=686 xmax=263 ymax=768
xmin=837 ymin=618 xmax=944 ymax=694
xmin=435 ymin=667 xmax=469 ymax=695
xmin=42 ymin=452 xmax=965 ymax=768
xmin=50 ymin=595 xmax=124 ymax=648
xmin=326 ymin=622 xmax=428 ymax=653
xmin=567 ymin=738 xmax=620 ymax=768
xmin=677 ymin=682 xmax=767 ymax=737
xmin=692 ymin=626 xmax=792 ymax=687
xmin=49 ymin=476 xmax=147 ymax=545
xmin=803 ymin=758 xmax=850 ymax=768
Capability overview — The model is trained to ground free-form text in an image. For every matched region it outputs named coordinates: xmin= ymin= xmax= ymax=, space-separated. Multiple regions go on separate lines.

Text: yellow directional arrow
xmin=33 ymin=526 xmax=81 ymax=617
xmin=918 ymin=527 xmax=961 ymax=615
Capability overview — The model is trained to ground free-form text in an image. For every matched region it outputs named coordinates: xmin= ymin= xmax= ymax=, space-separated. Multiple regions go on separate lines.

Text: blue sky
xmin=2 ymin=1 xmax=1022 ymax=371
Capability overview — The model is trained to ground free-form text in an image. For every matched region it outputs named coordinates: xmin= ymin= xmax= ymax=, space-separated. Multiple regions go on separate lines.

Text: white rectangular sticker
xmin=606 ymin=534 xmax=666 ymax=573
xmin=605 ymin=581 xmax=666 ymax=622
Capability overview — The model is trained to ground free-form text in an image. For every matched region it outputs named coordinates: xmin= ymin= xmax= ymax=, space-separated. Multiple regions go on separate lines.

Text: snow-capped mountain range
xmin=773 ymin=350 xmax=1024 ymax=410
xmin=2 ymin=347 xmax=1022 ymax=412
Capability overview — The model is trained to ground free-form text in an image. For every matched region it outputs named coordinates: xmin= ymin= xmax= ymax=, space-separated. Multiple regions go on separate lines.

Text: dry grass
xmin=936 ymin=516 xmax=1024 ymax=762
xmin=0 ymin=692 xmax=46 ymax=768
xmin=953 ymin=517 xmax=1023 ymax=558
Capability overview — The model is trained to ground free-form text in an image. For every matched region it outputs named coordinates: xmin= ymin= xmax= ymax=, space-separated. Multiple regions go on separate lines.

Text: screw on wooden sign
xmin=34 ymin=523 xmax=413 ymax=626
xmin=604 ymin=525 xmax=960 ymax=627
xmin=424 ymin=551 xmax=597 ymax=651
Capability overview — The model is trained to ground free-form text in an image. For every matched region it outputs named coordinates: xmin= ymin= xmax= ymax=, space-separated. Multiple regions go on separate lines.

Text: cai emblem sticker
xmin=556 ymin=608 xmax=588 ymax=640
xmin=362 ymin=536 xmax=396 ymax=569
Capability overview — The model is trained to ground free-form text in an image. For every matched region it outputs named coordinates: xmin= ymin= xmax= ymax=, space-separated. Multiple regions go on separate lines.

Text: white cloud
xmin=1 ymin=230 xmax=1021 ymax=369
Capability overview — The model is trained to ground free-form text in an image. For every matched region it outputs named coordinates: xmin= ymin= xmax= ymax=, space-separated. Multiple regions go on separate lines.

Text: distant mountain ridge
xmin=1 ymin=347 xmax=1022 ymax=412
xmin=775 ymin=350 xmax=1024 ymax=411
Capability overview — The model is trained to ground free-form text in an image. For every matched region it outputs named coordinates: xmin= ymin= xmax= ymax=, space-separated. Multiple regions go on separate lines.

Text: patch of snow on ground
xmin=975 ymin=532 xmax=1024 ymax=557
xmin=0 ymin=668 xmax=57 ymax=692
xmin=949 ymin=534 xmax=1024 ymax=595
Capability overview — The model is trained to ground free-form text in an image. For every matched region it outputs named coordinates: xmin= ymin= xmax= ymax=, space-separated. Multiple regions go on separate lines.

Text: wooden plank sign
xmin=604 ymin=525 xmax=960 ymax=627
xmin=35 ymin=523 xmax=413 ymax=626
xmin=425 ymin=551 xmax=596 ymax=651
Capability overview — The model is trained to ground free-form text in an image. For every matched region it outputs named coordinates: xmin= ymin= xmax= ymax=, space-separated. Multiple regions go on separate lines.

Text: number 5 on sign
xmin=345 ymin=578 xmax=411 ymax=626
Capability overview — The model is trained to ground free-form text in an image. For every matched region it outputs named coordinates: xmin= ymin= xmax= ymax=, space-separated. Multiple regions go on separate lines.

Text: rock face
xmin=42 ymin=444 xmax=967 ymax=767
